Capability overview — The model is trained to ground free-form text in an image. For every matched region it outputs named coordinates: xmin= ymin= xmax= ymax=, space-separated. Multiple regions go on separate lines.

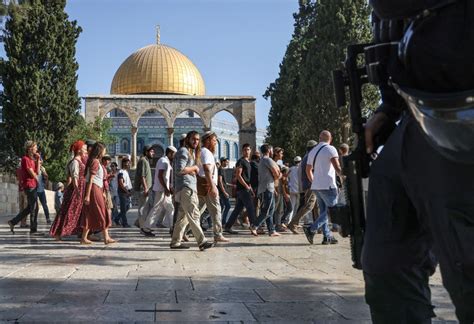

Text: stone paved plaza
xmin=0 ymin=211 xmax=457 ymax=323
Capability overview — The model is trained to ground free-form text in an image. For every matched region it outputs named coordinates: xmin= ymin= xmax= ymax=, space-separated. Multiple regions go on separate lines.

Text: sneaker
xmin=46 ymin=219 xmax=52 ymax=225
xmin=170 ymin=244 xmax=190 ymax=249
xmin=122 ymin=224 xmax=131 ymax=228
xmin=8 ymin=221 xmax=15 ymax=233
xmin=269 ymin=231 xmax=281 ymax=237
xmin=214 ymin=235 xmax=230 ymax=243
xmin=224 ymin=228 xmax=238 ymax=235
xmin=322 ymin=236 xmax=338 ymax=245
xmin=140 ymin=229 xmax=156 ymax=237
xmin=199 ymin=241 xmax=214 ymax=251
xmin=288 ymin=224 xmax=299 ymax=234
xmin=256 ymin=228 xmax=265 ymax=235
xmin=113 ymin=219 xmax=121 ymax=226
xmin=303 ymin=226 xmax=315 ymax=244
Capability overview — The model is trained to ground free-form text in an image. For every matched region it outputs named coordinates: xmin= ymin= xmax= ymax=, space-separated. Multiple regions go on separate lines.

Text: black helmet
xmin=393 ymin=83 xmax=474 ymax=164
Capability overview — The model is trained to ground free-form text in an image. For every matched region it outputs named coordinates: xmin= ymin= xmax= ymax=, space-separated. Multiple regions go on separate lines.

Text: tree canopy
xmin=265 ymin=0 xmax=379 ymax=161
xmin=1 ymin=0 xmax=82 ymax=179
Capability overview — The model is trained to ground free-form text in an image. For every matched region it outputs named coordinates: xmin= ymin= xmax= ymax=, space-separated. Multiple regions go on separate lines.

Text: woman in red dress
xmin=50 ymin=140 xmax=87 ymax=240
xmin=81 ymin=142 xmax=116 ymax=245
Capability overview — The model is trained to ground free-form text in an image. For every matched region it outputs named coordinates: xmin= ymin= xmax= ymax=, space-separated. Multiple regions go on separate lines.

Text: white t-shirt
xmin=198 ymin=147 xmax=218 ymax=185
xmin=153 ymin=156 xmax=172 ymax=192
xmin=307 ymin=142 xmax=339 ymax=190
xmin=288 ymin=165 xmax=300 ymax=194
xmin=118 ymin=169 xmax=132 ymax=190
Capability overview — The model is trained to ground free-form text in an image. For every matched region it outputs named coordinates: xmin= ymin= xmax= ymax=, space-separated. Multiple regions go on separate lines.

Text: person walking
xmin=108 ymin=162 xmax=120 ymax=225
xmin=303 ymin=130 xmax=342 ymax=245
xmin=54 ymin=182 xmax=64 ymax=216
xmin=287 ymin=156 xmax=302 ymax=224
xmin=134 ymin=145 xmax=155 ymax=233
xmin=287 ymin=140 xmax=318 ymax=233
xmin=143 ymin=146 xmax=177 ymax=236
xmin=197 ymin=131 xmax=229 ymax=243
xmin=170 ymin=131 xmax=213 ymax=250
xmin=81 ymin=142 xmax=115 ymax=245
xmin=115 ymin=157 xmax=132 ymax=227
xmin=49 ymin=140 xmax=87 ymax=240
xmin=8 ymin=141 xmax=41 ymax=234
xmin=224 ymin=143 xmax=256 ymax=235
xmin=249 ymin=144 xmax=281 ymax=237
xmin=217 ymin=157 xmax=231 ymax=225
xmin=35 ymin=164 xmax=51 ymax=224
xmin=250 ymin=152 xmax=260 ymax=218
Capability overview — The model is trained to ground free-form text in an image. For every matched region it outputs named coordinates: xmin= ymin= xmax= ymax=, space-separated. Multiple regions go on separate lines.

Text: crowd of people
xmin=7 ymin=129 xmax=349 ymax=250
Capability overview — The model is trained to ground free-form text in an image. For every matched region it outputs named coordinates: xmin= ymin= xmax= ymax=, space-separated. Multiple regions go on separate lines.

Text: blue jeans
xmin=225 ymin=189 xmax=255 ymax=229
xmin=310 ymin=188 xmax=338 ymax=237
xmin=219 ymin=194 xmax=231 ymax=225
xmin=117 ymin=193 xmax=131 ymax=226
xmin=36 ymin=191 xmax=50 ymax=221
xmin=111 ymin=195 xmax=120 ymax=221
xmin=252 ymin=190 xmax=275 ymax=234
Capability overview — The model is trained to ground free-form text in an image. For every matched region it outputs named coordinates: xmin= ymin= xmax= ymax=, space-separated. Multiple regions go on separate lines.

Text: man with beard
xmin=170 ymin=131 xmax=214 ymax=250
xmin=134 ymin=145 xmax=155 ymax=236
xmin=197 ymin=131 xmax=229 ymax=243
xmin=224 ymin=143 xmax=256 ymax=235
xmin=143 ymin=146 xmax=177 ymax=235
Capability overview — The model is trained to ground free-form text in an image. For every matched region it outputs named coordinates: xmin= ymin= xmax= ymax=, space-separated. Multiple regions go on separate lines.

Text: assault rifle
xmin=330 ymin=44 xmax=371 ymax=270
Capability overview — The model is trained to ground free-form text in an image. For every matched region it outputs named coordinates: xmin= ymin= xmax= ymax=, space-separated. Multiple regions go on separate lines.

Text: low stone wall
xmin=0 ymin=173 xmax=18 ymax=216
xmin=0 ymin=173 xmax=56 ymax=218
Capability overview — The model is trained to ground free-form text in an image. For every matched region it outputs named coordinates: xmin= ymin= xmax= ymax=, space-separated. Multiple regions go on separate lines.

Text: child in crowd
xmin=54 ymin=182 xmax=65 ymax=216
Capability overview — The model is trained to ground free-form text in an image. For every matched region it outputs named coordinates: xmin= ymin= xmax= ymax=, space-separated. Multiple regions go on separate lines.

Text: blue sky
xmin=65 ymin=0 xmax=299 ymax=130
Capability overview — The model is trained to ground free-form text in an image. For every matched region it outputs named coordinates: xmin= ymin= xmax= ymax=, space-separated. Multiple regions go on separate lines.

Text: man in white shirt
xmin=143 ymin=146 xmax=177 ymax=235
xmin=116 ymin=157 xmax=133 ymax=227
xmin=287 ymin=156 xmax=301 ymax=224
xmin=198 ymin=131 xmax=229 ymax=243
xmin=303 ymin=130 xmax=342 ymax=245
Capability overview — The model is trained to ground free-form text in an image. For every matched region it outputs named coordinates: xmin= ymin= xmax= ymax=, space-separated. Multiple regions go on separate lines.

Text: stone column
xmin=131 ymin=125 xmax=138 ymax=169
xmin=167 ymin=127 xmax=174 ymax=146
xmin=238 ymin=100 xmax=257 ymax=151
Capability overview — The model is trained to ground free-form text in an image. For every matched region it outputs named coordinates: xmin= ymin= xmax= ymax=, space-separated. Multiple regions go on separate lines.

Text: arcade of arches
xmin=84 ymin=95 xmax=256 ymax=167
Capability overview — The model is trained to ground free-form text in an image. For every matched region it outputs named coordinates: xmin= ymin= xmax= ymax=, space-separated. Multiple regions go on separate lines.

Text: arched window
xmin=233 ymin=143 xmax=239 ymax=159
xmin=137 ymin=138 xmax=144 ymax=154
xmin=121 ymin=138 xmax=130 ymax=154
xmin=107 ymin=143 xmax=116 ymax=156
xmin=224 ymin=141 xmax=230 ymax=159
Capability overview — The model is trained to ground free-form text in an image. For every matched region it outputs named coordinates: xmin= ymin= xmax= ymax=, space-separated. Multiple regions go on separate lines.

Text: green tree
xmin=2 ymin=0 xmax=82 ymax=170
xmin=46 ymin=117 xmax=116 ymax=182
xmin=264 ymin=1 xmax=315 ymax=159
xmin=265 ymin=0 xmax=379 ymax=161
xmin=298 ymin=0 xmax=378 ymax=146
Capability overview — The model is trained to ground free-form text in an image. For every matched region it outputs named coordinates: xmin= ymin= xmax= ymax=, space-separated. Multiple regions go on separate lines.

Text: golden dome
xmin=110 ymin=44 xmax=205 ymax=95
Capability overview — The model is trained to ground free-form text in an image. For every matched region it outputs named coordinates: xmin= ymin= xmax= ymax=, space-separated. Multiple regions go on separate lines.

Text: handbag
xmin=197 ymin=164 xmax=215 ymax=196
xmin=197 ymin=175 xmax=211 ymax=196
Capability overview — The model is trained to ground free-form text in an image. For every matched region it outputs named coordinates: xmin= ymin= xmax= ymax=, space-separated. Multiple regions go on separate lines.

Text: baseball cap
xmin=294 ymin=156 xmax=302 ymax=162
xmin=167 ymin=145 xmax=177 ymax=153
